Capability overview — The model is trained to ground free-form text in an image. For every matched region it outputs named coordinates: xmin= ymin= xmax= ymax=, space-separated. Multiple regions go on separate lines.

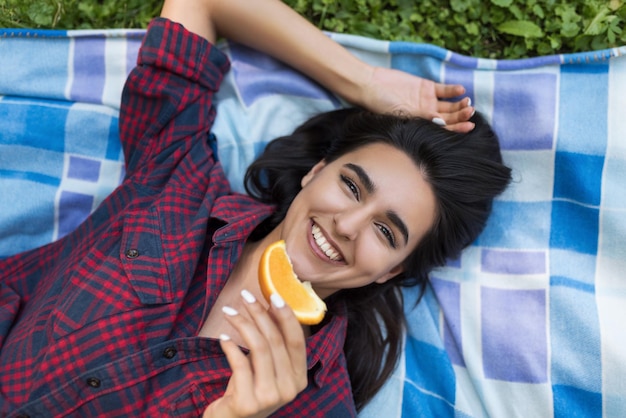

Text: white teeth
xmin=312 ymin=224 xmax=342 ymax=261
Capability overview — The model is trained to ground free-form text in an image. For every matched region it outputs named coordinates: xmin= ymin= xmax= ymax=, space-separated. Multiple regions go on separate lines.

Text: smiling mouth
xmin=311 ymin=223 xmax=344 ymax=262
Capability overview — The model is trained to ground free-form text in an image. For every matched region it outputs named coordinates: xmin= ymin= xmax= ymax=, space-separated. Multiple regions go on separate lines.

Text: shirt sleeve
xmin=119 ymin=17 xmax=230 ymax=184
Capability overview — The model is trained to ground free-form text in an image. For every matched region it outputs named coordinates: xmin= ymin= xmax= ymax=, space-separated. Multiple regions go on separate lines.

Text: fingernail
xmin=270 ymin=293 xmax=285 ymax=309
xmin=222 ymin=306 xmax=238 ymax=316
xmin=467 ymin=97 xmax=472 ymax=107
xmin=432 ymin=117 xmax=446 ymax=126
xmin=219 ymin=333 xmax=231 ymax=341
xmin=241 ymin=289 xmax=256 ymax=304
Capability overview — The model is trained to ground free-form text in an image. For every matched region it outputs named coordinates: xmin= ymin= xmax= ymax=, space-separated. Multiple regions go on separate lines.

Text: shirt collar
xmin=210 ymin=193 xmax=274 ymax=243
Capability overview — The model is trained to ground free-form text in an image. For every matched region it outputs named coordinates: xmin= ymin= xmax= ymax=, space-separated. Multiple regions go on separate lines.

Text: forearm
xmin=160 ymin=0 xmax=372 ymax=107
xmin=160 ymin=0 xmax=475 ymax=129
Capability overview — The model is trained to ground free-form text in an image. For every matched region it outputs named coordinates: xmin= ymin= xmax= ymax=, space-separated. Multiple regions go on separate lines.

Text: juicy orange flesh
xmin=259 ymin=241 xmax=326 ymax=325
xmin=267 ymin=248 xmax=320 ymax=311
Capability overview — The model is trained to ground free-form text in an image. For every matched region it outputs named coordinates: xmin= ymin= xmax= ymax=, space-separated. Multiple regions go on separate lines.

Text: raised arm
xmin=160 ymin=0 xmax=475 ymax=131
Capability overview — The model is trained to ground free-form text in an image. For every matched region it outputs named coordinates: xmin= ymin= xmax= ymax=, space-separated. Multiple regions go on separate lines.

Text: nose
xmin=333 ymin=207 xmax=369 ymax=241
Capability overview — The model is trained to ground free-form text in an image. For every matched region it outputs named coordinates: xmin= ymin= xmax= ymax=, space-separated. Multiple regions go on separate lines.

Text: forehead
xmin=334 ymin=143 xmax=437 ymax=245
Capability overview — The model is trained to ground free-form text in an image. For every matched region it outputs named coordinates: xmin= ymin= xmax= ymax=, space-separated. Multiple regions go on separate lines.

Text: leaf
xmin=609 ymin=16 xmax=623 ymax=34
xmin=555 ymin=4 xmax=581 ymax=24
xmin=585 ymin=7 xmax=611 ymax=36
xmin=609 ymin=0 xmax=623 ymax=11
xmin=591 ymin=35 xmax=609 ymax=50
xmin=550 ymin=36 xmax=562 ymax=50
xmin=27 ymin=2 xmax=55 ymax=26
xmin=491 ymin=0 xmax=513 ymax=7
xmin=509 ymin=5 xmax=524 ymax=20
xmin=450 ymin=0 xmax=470 ymax=13
xmin=466 ymin=21 xmax=479 ymax=36
xmin=497 ymin=20 xmax=544 ymax=38
xmin=608 ymin=28 xmax=616 ymax=43
xmin=7 ymin=0 xmax=626 ymax=59
xmin=561 ymin=21 xmax=580 ymax=38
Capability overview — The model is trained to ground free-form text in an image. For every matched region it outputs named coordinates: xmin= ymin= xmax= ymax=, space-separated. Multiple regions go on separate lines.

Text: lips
xmin=311 ymin=222 xmax=344 ymax=262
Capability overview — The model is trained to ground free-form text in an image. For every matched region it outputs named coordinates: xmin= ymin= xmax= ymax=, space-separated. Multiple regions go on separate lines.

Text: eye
xmin=377 ymin=223 xmax=397 ymax=248
xmin=340 ymin=175 xmax=360 ymax=200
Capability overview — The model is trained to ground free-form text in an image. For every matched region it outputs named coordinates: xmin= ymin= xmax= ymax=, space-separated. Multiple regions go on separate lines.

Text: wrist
xmin=345 ymin=62 xmax=375 ymax=108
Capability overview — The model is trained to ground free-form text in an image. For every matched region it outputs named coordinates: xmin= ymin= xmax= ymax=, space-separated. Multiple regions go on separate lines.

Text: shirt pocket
xmin=120 ymin=206 xmax=173 ymax=305
xmin=168 ymin=382 xmax=219 ymax=417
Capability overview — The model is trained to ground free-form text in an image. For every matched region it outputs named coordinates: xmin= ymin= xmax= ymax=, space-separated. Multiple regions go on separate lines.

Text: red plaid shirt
xmin=0 ymin=18 xmax=356 ymax=417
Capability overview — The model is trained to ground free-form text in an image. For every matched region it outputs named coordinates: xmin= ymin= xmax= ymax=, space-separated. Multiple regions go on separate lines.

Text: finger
xmin=241 ymin=291 xmax=307 ymax=397
xmin=266 ymin=294 xmax=307 ymax=391
xmin=239 ymin=290 xmax=293 ymax=374
xmin=218 ymin=334 xmax=255 ymax=403
xmin=436 ymin=96 xmax=472 ymax=114
xmin=434 ymin=83 xmax=466 ymax=99
xmin=222 ymin=305 xmax=277 ymax=385
xmin=214 ymin=335 xmax=276 ymax=418
xmin=444 ymin=121 xmax=476 ymax=133
xmin=432 ymin=105 xmax=475 ymax=131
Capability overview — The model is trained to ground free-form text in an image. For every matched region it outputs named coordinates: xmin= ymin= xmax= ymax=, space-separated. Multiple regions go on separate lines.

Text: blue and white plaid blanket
xmin=1 ymin=26 xmax=625 ymax=417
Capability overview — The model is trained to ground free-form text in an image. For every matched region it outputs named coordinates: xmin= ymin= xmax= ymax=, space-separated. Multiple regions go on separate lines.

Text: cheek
xmin=308 ymin=182 xmax=346 ymax=210
xmin=356 ymin=237 xmax=397 ymax=271
xmin=283 ymin=182 xmax=340 ymax=229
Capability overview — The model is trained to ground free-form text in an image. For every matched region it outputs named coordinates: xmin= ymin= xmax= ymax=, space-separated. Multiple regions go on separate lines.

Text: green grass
xmin=0 ymin=0 xmax=161 ymax=30
xmin=1 ymin=0 xmax=625 ymax=59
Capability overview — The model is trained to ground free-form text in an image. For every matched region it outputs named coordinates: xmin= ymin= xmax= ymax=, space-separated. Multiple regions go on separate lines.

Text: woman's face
xmin=271 ymin=142 xmax=437 ymax=299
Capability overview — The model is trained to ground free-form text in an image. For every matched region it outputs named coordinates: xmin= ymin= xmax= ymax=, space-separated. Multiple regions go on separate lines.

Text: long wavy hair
xmin=244 ymin=108 xmax=512 ymax=411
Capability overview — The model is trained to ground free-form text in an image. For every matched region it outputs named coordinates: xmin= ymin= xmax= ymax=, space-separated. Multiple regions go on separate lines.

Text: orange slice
xmin=258 ymin=240 xmax=327 ymax=325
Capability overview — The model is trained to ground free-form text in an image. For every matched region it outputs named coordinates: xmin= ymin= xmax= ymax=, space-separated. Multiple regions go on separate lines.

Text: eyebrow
xmin=345 ymin=163 xmax=375 ymax=194
xmin=386 ymin=210 xmax=409 ymax=246
xmin=344 ymin=163 xmax=410 ymax=246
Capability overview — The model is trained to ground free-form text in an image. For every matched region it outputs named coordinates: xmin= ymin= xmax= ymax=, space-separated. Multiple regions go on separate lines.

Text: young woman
xmin=243 ymin=108 xmax=511 ymax=415
xmin=0 ymin=0 xmax=510 ymax=417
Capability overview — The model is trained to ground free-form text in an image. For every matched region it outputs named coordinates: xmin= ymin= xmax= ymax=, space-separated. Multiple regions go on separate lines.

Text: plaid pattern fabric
xmin=0 ymin=19 xmax=355 ymax=417
xmin=1 ymin=17 xmax=626 ymax=418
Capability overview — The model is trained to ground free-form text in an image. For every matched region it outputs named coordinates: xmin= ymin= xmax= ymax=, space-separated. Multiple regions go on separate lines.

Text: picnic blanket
xmin=1 ymin=25 xmax=625 ymax=418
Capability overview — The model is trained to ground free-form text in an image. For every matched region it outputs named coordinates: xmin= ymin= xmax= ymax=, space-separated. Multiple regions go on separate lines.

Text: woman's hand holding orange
xmin=203 ymin=290 xmax=308 ymax=418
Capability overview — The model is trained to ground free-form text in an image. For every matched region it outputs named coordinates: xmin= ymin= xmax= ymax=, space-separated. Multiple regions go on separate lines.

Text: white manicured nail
xmin=241 ymin=289 xmax=256 ymax=304
xmin=270 ymin=293 xmax=285 ymax=309
xmin=432 ymin=117 xmax=446 ymax=126
xmin=222 ymin=306 xmax=238 ymax=316
xmin=467 ymin=97 xmax=472 ymax=107
xmin=219 ymin=333 xmax=231 ymax=341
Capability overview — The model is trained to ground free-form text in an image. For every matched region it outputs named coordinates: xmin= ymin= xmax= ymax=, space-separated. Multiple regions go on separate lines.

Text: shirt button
xmin=125 ymin=248 xmax=139 ymax=259
xmin=163 ymin=346 xmax=177 ymax=359
xmin=86 ymin=377 xmax=101 ymax=388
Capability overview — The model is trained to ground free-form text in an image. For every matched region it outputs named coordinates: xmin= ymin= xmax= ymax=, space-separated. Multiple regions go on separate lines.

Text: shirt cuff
xmin=138 ymin=17 xmax=230 ymax=91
